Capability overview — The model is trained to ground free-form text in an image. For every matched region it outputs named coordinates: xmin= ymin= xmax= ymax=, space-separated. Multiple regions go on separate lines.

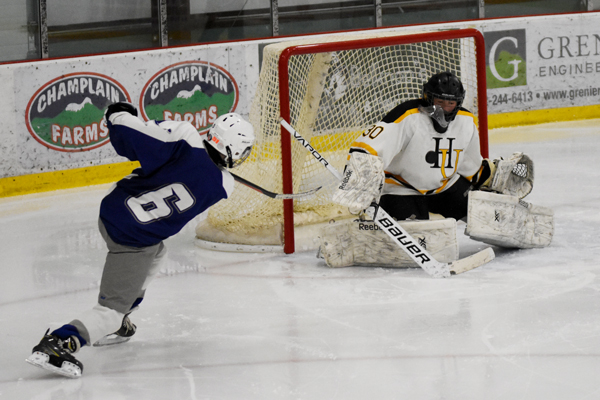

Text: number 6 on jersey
xmin=126 ymin=183 xmax=196 ymax=223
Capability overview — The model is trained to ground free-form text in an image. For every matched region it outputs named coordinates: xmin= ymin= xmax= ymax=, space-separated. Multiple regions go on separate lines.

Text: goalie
xmin=322 ymin=72 xmax=552 ymax=267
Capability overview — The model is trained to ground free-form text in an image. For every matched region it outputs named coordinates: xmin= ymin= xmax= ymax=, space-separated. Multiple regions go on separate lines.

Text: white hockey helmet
xmin=204 ymin=113 xmax=255 ymax=168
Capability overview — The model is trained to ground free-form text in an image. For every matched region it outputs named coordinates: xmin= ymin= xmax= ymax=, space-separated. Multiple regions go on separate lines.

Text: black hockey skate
xmin=93 ymin=314 xmax=136 ymax=347
xmin=26 ymin=330 xmax=83 ymax=378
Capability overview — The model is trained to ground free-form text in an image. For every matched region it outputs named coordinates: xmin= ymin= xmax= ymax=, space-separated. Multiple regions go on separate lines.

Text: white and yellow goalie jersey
xmin=350 ymin=99 xmax=484 ymax=196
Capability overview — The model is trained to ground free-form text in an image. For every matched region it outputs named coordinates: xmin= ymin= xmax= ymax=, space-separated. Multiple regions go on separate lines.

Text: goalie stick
xmin=281 ymin=118 xmax=495 ymax=277
xmin=231 ymin=172 xmax=321 ymax=200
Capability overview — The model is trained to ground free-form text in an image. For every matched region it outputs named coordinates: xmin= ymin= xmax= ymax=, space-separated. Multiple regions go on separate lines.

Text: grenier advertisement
xmin=2 ymin=12 xmax=600 ymax=180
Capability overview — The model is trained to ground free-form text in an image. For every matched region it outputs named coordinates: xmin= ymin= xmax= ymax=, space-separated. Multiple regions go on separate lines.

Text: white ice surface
xmin=1 ymin=120 xmax=600 ymax=399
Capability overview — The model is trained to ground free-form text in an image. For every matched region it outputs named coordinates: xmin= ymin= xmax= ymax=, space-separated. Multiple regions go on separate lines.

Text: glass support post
xmin=39 ymin=0 xmax=49 ymax=58
xmin=158 ymin=0 xmax=168 ymax=47
xmin=271 ymin=0 xmax=279 ymax=36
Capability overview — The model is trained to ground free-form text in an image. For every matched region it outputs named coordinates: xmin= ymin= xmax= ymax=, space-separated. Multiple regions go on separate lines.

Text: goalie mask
xmin=421 ymin=71 xmax=465 ymax=133
xmin=204 ymin=113 xmax=255 ymax=169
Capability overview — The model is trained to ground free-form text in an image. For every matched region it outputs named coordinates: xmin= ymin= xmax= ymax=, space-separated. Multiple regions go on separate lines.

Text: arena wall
xmin=1 ymin=12 xmax=599 ymax=197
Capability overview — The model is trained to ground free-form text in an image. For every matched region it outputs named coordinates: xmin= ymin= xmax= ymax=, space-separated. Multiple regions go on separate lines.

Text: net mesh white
xmin=196 ymin=30 xmax=482 ymax=248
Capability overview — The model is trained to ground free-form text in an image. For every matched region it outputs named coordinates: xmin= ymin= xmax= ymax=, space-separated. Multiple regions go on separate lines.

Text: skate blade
xmin=26 ymin=352 xmax=82 ymax=379
xmin=93 ymin=334 xmax=131 ymax=347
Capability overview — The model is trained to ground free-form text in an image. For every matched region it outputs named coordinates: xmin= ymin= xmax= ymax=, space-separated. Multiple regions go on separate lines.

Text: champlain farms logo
xmin=26 ymin=72 xmax=131 ymax=152
xmin=139 ymin=61 xmax=239 ymax=134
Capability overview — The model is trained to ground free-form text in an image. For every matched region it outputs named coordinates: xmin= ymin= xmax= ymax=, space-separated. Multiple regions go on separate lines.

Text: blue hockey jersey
xmin=100 ymin=112 xmax=234 ymax=247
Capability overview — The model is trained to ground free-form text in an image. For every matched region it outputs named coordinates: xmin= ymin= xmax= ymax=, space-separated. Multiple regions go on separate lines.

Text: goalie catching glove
xmin=332 ymin=152 xmax=384 ymax=214
xmin=476 ymin=152 xmax=534 ymax=199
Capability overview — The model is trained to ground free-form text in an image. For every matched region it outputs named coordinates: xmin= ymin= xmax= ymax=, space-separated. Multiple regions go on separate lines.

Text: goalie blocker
xmin=331 ymin=152 xmax=384 ymax=214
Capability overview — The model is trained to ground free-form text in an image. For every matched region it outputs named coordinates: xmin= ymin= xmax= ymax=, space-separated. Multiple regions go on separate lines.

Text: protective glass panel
xmin=485 ymin=0 xmax=585 ymax=18
xmin=47 ymin=0 xmax=153 ymax=58
xmin=1 ymin=0 xmax=38 ymax=62
xmin=189 ymin=0 xmax=272 ymax=43
xmin=278 ymin=0 xmax=374 ymax=36
xmin=381 ymin=0 xmax=478 ymax=27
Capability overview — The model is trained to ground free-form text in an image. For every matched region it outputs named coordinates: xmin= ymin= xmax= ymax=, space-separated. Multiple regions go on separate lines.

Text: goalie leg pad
xmin=465 ymin=190 xmax=553 ymax=249
xmin=318 ymin=218 xmax=458 ymax=268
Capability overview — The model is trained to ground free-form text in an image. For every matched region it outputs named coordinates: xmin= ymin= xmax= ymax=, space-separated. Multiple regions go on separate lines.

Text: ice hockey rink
xmin=1 ymin=119 xmax=599 ymax=399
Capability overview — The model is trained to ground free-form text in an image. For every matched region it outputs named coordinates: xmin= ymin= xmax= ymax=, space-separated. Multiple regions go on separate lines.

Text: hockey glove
xmin=482 ymin=152 xmax=534 ymax=199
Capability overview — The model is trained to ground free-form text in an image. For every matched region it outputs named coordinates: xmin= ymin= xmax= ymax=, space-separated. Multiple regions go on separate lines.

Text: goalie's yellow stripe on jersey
xmin=385 ymin=174 xmax=414 ymax=189
xmin=390 ymin=107 xmax=478 ymax=127
xmin=456 ymin=109 xmax=479 ymax=128
xmin=385 ymin=173 xmax=452 ymax=195
xmin=348 ymin=142 xmax=378 ymax=158
xmin=393 ymin=108 xmax=420 ymax=123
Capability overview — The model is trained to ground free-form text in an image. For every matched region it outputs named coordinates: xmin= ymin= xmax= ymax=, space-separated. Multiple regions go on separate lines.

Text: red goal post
xmin=278 ymin=28 xmax=488 ymax=253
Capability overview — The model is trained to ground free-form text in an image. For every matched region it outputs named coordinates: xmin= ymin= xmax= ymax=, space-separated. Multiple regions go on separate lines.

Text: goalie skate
xmin=26 ymin=331 xmax=83 ymax=378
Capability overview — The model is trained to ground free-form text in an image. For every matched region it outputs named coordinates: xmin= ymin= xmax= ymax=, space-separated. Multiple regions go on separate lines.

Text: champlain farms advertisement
xmin=2 ymin=12 xmax=600 ymax=179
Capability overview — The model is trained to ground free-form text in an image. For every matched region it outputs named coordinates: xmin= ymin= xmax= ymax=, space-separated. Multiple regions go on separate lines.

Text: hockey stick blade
xmin=448 ymin=247 xmax=495 ymax=275
xmin=367 ymin=204 xmax=495 ymax=277
xmin=231 ymin=172 xmax=321 ymax=200
xmin=282 ymin=119 xmax=495 ymax=277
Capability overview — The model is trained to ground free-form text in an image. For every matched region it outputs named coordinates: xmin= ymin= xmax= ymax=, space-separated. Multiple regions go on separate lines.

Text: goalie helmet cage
xmin=196 ymin=28 xmax=488 ymax=254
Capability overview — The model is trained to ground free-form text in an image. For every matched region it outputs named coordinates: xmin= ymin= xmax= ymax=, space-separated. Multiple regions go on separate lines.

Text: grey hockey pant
xmin=70 ymin=219 xmax=166 ymax=345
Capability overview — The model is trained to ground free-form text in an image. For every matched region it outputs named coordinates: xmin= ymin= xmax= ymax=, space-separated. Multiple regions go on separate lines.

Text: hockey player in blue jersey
xmin=26 ymin=102 xmax=255 ymax=378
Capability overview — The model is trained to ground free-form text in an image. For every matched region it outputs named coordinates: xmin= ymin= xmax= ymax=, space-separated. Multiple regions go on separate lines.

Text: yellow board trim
xmin=0 ymin=161 xmax=140 ymax=198
xmin=488 ymin=104 xmax=600 ymax=129
xmin=3 ymin=104 xmax=599 ymax=198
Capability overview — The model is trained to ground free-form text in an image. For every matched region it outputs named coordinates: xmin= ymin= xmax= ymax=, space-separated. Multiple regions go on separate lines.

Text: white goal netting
xmin=196 ymin=29 xmax=485 ymax=251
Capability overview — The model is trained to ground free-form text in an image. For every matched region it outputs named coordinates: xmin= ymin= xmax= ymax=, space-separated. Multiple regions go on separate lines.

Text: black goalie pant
xmin=379 ymin=177 xmax=472 ymax=221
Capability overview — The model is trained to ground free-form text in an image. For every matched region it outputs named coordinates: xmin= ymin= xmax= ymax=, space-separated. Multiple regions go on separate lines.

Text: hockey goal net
xmin=195 ymin=28 xmax=488 ymax=253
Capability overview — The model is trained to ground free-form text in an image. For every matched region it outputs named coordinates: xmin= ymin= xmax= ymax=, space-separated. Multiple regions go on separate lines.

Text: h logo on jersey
xmin=425 ymin=137 xmax=463 ymax=179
